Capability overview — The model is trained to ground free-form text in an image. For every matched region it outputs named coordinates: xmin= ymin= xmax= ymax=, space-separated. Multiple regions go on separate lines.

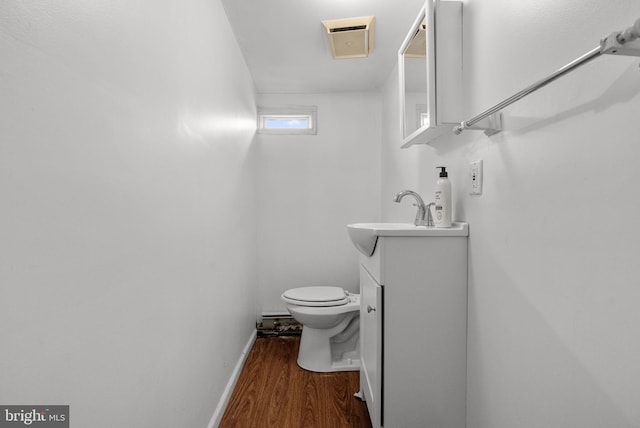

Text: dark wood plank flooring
xmin=219 ymin=336 xmax=372 ymax=428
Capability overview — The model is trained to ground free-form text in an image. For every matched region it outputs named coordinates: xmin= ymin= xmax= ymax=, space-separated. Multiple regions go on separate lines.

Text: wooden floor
xmin=219 ymin=336 xmax=372 ymax=428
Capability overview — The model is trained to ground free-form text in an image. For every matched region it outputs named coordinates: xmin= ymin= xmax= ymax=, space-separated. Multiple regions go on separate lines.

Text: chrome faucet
xmin=393 ymin=190 xmax=434 ymax=227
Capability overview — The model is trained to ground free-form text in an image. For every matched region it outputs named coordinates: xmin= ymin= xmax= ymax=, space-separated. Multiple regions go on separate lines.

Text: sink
xmin=347 ymin=222 xmax=469 ymax=256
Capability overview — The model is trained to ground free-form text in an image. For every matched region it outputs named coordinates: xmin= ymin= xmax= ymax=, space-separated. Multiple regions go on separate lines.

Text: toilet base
xmin=296 ymin=316 xmax=360 ymax=373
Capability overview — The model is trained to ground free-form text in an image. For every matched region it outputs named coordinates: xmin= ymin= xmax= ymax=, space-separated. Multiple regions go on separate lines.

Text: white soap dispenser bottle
xmin=434 ymin=166 xmax=452 ymax=228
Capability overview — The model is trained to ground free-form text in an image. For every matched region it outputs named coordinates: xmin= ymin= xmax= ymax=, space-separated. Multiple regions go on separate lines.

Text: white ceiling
xmin=221 ymin=0 xmax=425 ymax=94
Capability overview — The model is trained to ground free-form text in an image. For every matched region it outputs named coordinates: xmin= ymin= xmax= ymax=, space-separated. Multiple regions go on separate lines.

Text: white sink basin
xmin=347 ymin=222 xmax=469 ymax=256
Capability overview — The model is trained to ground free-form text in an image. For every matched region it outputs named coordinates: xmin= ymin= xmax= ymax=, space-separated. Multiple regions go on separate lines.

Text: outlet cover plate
xmin=470 ymin=160 xmax=483 ymax=195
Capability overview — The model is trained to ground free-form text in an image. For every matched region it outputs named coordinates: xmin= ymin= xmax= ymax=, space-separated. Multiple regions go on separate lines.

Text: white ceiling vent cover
xmin=322 ymin=16 xmax=375 ymax=59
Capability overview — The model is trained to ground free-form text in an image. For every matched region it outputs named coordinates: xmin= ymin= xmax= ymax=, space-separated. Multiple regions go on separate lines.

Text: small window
xmin=416 ymin=104 xmax=429 ymax=128
xmin=263 ymin=115 xmax=310 ymax=130
xmin=258 ymin=106 xmax=317 ymax=135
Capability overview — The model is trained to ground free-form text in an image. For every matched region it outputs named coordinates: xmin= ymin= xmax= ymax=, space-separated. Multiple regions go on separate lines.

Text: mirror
xmin=399 ymin=0 xmax=462 ymax=147
xmin=403 ymin=19 xmax=429 ymax=137
xmin=400 ymin=11 xmax=432 ymax=140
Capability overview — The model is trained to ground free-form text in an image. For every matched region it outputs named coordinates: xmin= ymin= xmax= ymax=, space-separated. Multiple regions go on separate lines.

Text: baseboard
xmin=207 ymin=328 xmax=257 ymax=428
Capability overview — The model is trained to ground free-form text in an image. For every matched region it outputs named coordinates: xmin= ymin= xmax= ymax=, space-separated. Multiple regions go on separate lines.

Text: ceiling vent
xmin=404 ymin=21 xmax=427 ymax=58
xmin=321 ymin=16 xmax=375 ymax=59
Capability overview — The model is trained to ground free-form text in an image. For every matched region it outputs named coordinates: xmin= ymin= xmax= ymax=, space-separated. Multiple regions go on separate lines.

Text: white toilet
xmin=281 ymin=286 xmax=360 ymax=373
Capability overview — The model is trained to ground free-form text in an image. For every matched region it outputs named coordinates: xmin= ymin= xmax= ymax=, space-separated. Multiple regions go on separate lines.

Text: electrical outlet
xmin=469 ymin=160 xmax=483 ymax=195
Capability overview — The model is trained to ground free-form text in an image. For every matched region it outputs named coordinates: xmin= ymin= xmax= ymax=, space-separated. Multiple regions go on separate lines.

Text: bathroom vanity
xmin=348 ymin=222 xmax=468 ymax=428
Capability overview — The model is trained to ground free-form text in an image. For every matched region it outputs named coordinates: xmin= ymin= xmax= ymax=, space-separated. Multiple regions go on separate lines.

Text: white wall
xmin=381 ymin=0 xmax=640 ymax=426
xmin=255 ymin=93 xmax=381 ymax=313
xmin=0 ymin=1 xmax=257 ymax=427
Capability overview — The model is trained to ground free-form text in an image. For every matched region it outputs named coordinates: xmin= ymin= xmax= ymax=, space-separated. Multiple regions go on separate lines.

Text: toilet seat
xmin=282 ymin=286 xmax=349 ymax=307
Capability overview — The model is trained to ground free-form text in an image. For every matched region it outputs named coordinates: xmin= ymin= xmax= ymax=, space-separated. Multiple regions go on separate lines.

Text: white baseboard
xmin=260 ymin=311 xmax=291 ymax=318
xmin=207 ymin=329 xmax=257 ymax=428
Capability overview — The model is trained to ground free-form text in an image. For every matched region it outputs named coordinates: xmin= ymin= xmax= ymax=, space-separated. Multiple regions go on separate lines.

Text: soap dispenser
xmin=434 ymin=166 xmax=452 ymax=228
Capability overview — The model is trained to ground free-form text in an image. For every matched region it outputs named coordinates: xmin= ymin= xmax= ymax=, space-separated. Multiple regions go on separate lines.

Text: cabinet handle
xmin=367 ymin=305 xmax=376 ymax=313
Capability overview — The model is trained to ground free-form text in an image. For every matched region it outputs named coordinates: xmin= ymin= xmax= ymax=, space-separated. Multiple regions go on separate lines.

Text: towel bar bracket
xmin=601 ymin=31 xmax=640 ymax=57
xmin=456 ymin=112 xmax=503 ymax=137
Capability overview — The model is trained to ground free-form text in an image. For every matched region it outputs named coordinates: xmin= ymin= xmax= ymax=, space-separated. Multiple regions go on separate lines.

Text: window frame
xmin=257 ymin=106 xmax=318 ymax=135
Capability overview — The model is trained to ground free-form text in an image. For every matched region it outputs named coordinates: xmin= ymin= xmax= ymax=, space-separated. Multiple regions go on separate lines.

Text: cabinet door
xmin=360 ymin=265 xmax=383 ymax=428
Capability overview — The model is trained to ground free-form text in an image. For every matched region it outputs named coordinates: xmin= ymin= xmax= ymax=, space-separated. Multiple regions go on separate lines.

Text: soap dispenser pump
xmin=434 ymin=166 xmax=452 ymax=228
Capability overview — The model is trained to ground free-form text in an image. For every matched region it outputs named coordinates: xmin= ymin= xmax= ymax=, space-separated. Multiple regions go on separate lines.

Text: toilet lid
xmin=282 ymin=286 xmax=349 ymax=307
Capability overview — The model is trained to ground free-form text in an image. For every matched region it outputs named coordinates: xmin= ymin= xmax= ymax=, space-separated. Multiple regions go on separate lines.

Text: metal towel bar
xmin=454 ymin=17 xmax=640 ymax=136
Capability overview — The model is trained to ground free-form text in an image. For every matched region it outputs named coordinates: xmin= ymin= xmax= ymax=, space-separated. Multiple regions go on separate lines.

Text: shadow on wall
xmin=499 ymin=61 xmax=640 ymax=137
xmin=466 ymin=249 xmax=637 ymax=427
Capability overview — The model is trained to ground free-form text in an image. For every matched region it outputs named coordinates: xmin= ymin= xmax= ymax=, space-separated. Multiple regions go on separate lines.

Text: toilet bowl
xmin=281 ymin=286 xmax=360 ymax=373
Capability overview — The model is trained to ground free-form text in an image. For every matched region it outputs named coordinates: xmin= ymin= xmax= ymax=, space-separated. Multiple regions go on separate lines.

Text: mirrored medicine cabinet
xmin=399 ymin=0 xmax=462 ymax=148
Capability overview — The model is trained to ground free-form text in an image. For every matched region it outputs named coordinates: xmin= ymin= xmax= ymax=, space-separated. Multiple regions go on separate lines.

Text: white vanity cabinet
xmin=358 ymin=230 xmax=468 ymax=428
xmin=360 ymin=264 xmax=383 ymax=428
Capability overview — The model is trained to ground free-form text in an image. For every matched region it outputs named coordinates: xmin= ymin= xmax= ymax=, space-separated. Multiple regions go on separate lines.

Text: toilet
xmin=281 ymin=286 xmax=360 ymax=373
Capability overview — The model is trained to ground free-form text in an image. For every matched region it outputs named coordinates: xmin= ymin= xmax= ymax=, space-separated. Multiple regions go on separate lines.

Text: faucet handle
xmin=425 ymin=202 xmax=435 ymax=227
